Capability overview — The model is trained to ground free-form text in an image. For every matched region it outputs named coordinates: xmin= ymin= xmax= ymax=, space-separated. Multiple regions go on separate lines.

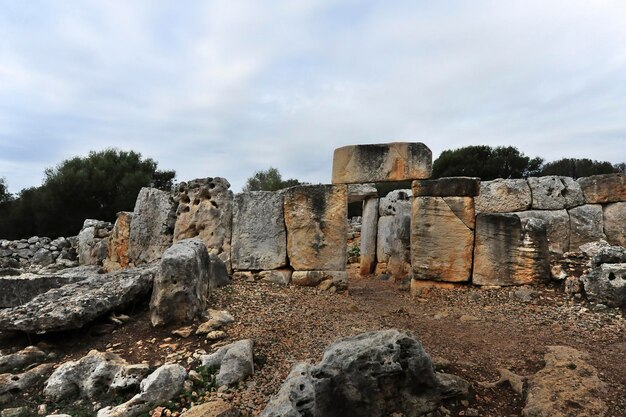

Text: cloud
xmin=0 ymin=0 xmax=625 ymax=193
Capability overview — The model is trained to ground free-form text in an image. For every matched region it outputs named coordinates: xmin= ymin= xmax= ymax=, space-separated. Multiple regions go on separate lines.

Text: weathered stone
xmin=378 ymin=189 xmax=412 ymax=216
xmin=96 ymin=364 xmax=186 ymax=417
xmin=77 ymin=220 xmax=112 ymax=266
xmin=581 ymin=263 xmax=626 ymax=307
xmin=411 ymin=197 xmax=474 ymax=282
xmin=150 ymin=239 xmax=210 ymax=327
xmin=183 ymin=400 xmax=241 ymax=417
xmin=0 ymin=363 xmax=54 ymax=399
xmin=412 ymin=177 xmax=480 ymax=197
xmin=0 ymin=268 xmax=89 ymax=308
xmin=473 ymin=214 xmax=550 ymax=286
xmin=44 ymin=350 xmax=149 ymax=401
xmin=568 ymin=205 xmax=606 ymax=250
xmin=209 ymin=253 xmax=230 ymax=288
xmin=231 ymin=191 xmax=286 ymax=271
xmin=347 ymin=183 xmax=377 ymax=203
xmin=578 ymin=173 xmax=626 ymax=204
xmin=377 ymin=200 xmax=411 ymax=281
xmin=291 ymin=271 xmax=348 ymax=290
xmin=476 ymin=179 xmax=532 ymax=213
xmin=103 ymin=211 xmax=133 ymax=272
xmin=200 ymin=340 xmax=254 ymax=387
xmin=284 ymin=185 xmax=347 ymax=271
xmin=128 ymin=187 xmax=177 ymax=265
xmin=196 ymin=309 xmax=235 ymax=334
xmin=0 ymin=346 xmax=46 ymax=373
xmin=258 ymin=269 xmax=292 ymax=285
xmin=602 ymin=202 xmax=626 ymax=247
xmin=32 ymin=249 xmax=53 ymax=267
xmin=523 ymin=346 xmax=607 ymax=417
xmin=527 ymin=176 xmax=584 ymax=210
xmin=260 ymin=329 xmax=468 ymax=417
xmin=516 ymin=210 xmax=570 ymax=254
xmin=0 ymin=266 xmax=154 ymax=333
xmin=359 ymin=198 xmax=379 ymax=276
xmin=174 ymin=178 xmax=233 ymax=272
xmin=332 ymin=142 xmax=432 ymax=184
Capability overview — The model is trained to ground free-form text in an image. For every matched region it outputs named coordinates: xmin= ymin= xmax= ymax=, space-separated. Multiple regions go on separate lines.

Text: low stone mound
xmin=261 ymin=329 xmax=468 ymax=417
xmin=0 ymin=266 xmax=155 ymax=333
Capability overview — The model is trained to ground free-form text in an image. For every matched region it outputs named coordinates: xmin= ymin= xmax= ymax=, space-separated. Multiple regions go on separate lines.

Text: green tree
xmin=432 ymin=145 xmax=543 ymax=180
xmin=0 ymin=149 xmax=175 ymax=239
xmin=243 ymin=167 xmax=302 ymax=191
xmin=539 ymin=158 xmax=620 ymax=179
xmin=0 ymin=177 xmax=10 ymax=204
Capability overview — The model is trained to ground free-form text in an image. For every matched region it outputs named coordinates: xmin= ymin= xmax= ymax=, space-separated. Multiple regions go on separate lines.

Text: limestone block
xmin=515 ymin=210 xmax=570 ymax=254
xmin=568 ymin=205 xmax=606 ymax=251
xmin=472 ymin=214 xmax=550 ymax=286
xmin=347 ymin=183 xmax=377 ymax=203
xmin=104 ymin=211 xmax=133 ymax=272
xmin=78 ymin=219 xmax=112 ymax=266
xmin=377 ymin=204 xmax=411 ymax=281
xmin=581 ymin=263 xmax=626 ymax=307
xmin=174 ymin=178 xmax=233 ymax=272
xmin=411 ymin=197 xmax=474 ymax=282
xmin=411 ymin=177 xmax=480 ymax=197
xmin=603 ymin=202 xmax=626 ymax=247
xmin=258 ymin=269 xmax=292 ymax=285
xmin=231 ymin=191 xmax=286 ymax=271
xmin=379 ymin=189 xmax=412 ymax=216
xmin=284 ymin=185 xmax=347 ymax=271
xmin=578 ymin=173 xmax=626 ymax=204
xmin=150 ymin=239 xmax=210 ymax=327
xmin=332 ymin=142 xmax=432 ymax=184
xmin=128 ymin=188 xmax=177 ymax=265
xmin=475 ymin=179 xmax=531 ymax=213
xmin=291 ymin=271 xmax=348 ymax=290
xmin=527 ymin=176 xmax=584 ymax=210
xmin=359 ymin=198 xmax=378 ymax=276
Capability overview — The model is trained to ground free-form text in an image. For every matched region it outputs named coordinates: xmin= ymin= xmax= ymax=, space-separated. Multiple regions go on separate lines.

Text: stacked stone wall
xmin=0 ymin=235 xmax=77 ymax=271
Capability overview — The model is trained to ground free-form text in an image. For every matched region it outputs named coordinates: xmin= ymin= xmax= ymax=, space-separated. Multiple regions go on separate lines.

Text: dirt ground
xmin=2 ymin=264 xmax=625 ymax=416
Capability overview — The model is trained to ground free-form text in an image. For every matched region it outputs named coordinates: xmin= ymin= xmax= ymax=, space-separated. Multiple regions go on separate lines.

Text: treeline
xmin=0 ymin=149 xmax=175 ymax=240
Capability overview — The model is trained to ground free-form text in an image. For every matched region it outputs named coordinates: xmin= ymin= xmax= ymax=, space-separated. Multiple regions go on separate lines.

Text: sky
xmin=1 ymin=0 xmax=625 ymax=194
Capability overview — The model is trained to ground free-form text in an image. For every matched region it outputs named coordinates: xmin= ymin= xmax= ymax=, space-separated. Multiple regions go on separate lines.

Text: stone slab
xmin=578 ymin=173 xmax=626 ymax=204
xmin=231 ymin=191 xmax=287 ymax=271
xmin=475 ymin=179 xmax=532 ymax=213
xmin=515 ymin=210 xmax=570 ymax=254
xmin=284 ymin=185 xmax=347 ymax=271
xmin=411 ymin=177 xmax=480 ymax=197
xmin=527 ymin=176 xmax=584 ymax=210
xmin=332 ymin=142 xmax=432 ymax=184
xmin=359 ymin=198 xmax=378 ymax=276
xmin=602 ymin=202 xmax=626 ymax=247
xmin=347 ymin=183 xmax=377 ymax=203
xmin=568 ymin=204 xmax=606 ymax=251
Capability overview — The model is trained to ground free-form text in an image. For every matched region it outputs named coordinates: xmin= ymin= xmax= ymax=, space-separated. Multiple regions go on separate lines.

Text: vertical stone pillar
xmin=359 ymin=197 xmax=379 ymax=276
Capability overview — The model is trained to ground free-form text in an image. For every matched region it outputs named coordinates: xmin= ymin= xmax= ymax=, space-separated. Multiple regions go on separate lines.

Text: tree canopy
xmin=243 ymin=167 xmax=302 ymax=191
xmin=432 ymin=145 xmax=543 ymax=180
xmin=0 ymin=149 xmax=175 ymax=239
xmin=539 ymin=158 xmax=622 ymax=179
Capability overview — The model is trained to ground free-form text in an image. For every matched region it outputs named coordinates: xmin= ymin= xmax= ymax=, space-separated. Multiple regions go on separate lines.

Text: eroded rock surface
xmin=516 ymin=209 xmax=570 ymax=254
xmin=568 ymin=204 xmax=606 ymax=250
xmin=200 ymin=340 xmax=254 ymax=387
xmin=103 ymin=211 xmax=133 ymax=271
xmin=581 ymin=246 xmax=626 ymax=307
xmin=602 ymin=202 xmax=626 ymax=247
xmin=260 ymin=329 xmax=468 ymax=417
xmin=578 ymin=173 xmax=626 ymax=204
xmin=475 ymin=179 xmax=532 ymax=213
xmin=527 ymin=176 xmax=584 ymax=210
xmin=0 ymin=266 xmax=154 ymax=333
xmin=411 ymin=177 xmax=480 ymax=197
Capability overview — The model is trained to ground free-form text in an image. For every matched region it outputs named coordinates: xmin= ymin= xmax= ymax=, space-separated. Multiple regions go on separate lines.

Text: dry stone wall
xmin=0 ymin=236 xmax=77 ymax=270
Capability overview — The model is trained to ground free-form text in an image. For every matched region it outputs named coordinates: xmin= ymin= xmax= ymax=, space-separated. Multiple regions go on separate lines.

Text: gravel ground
xmin=1 ymin=264 xmax=625 ymax=416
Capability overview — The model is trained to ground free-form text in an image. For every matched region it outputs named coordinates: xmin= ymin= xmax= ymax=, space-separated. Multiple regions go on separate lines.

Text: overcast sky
xmin=1 ymin=1 xmax=625 ymax=193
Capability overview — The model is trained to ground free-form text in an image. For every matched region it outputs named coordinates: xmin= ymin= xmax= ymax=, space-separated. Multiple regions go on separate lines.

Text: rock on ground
xmin=97 ymin=364 xmax=186 ymax=417
xmin=260 ymin=329 xmax=468 ymax=417
xmin=475 ymin=179 xmax=531 ymax=213
xmin=0 ymin=346 xmax=46 ymax=373
xmin=150 ymin=239 xmax=210 ymax=327
xmin=200 ymin=339 xmax=254 ymax=387
xmin=182 ymin=399 xmax=241 ymax=417
xmin=581 ymin=246 xmax=626 ymax=307
xmin=523 ymin=346 xmax=607 ymax=417
xmin=0 ymin=363 xmax=54 ymax=401
xmin=0 ymin=266 xmax=155 ymax=333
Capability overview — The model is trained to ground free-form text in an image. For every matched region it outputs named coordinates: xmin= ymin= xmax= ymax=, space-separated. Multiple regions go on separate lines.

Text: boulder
xmin=581 ymin=247 xmax=626 ymax=307
xmin=0 ymin=363 xmax=54 ymax=399
xmin=200 ymin=340 xmax=254 ymax=387
xmin=515 ymin=210 xmax=570 ymax=254
xmin=0 ymin=268 xmax=89 ymax=308
xmin=209 ymin=253 xmax=230 ymax=288
xmin=527 ymin=176 xmax=584 ymax=210
xmin=411 ymin=177 xmax=480 ymax=197
xmin=150 ymin=239 xmax=210 ymax=327
xmin=183 ymin=400 xmax=241 ymax=417
xmin=174 ymin=178 xmax=233 ymax=272
xmin=103 ymin=211 xmax=133 ymax=271
xmin=291 ymin=271 xmax=348 ymax=290
xmin=475 ymin=179 xmax=532 ymax=213
xmin=523 ymin=346 xmax=607 ymax=417
xmin=347 ymin=183 xmax=377 ymax=203
xmin=96 ymin=364 xmax=186 ymax=417
xmin=602 ymin=202 xmax=626 ymax=247
xmin=128 ymin=188 xmax=177 ymax=265
xmin=0 ymin=346 xmax=46 ymax=373
xmin=332 ymin=142 xmax=432 ymax=184
xmin=31 ymin=249 xmax=53 ymax=267
xmin=568 ymin=205 xmax=606 ymax=250
xmin=284 ymin=185 xmax=347 ymax=271
xmin=577 ymin=173 xmax=626 ymax=204
xmin=260 ymin=329 xmax=468 ymax=417
xmin=231 ymin=191 xmax=287 ymax=271
xmin=378 ymin=189 xmax=412 ymax=216
xmin=0 ymin=266 xmax=154 ymax=333
xmin=196 ymin=309 xmax=235 ymax=334
xmin=411 ymin=197 xmax=474 ymax=282
xmin=472 ymin=214 xmax=550 ymax=286
xmin=258 ymin=269 xmax=292 ymax=285
xmin=359 ymin=198 xmax=378 ymax=276
xmin=77 ymin=220 xmax=112 ymax=266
